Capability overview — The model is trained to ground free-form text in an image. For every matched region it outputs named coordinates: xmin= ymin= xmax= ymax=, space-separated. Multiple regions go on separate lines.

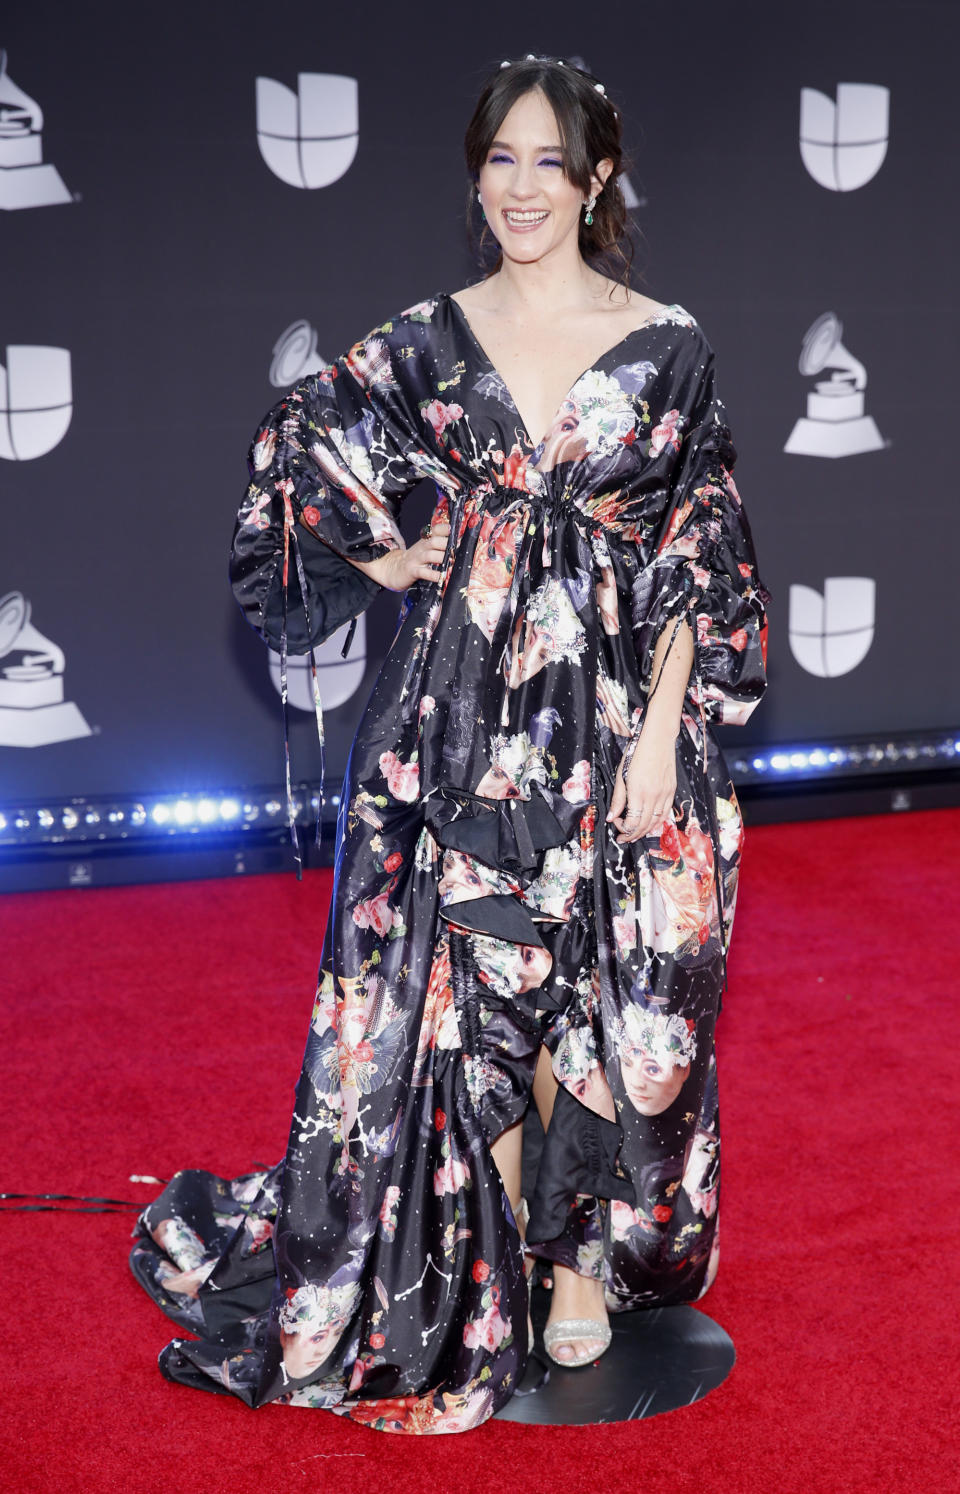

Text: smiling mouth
xmin=502 ymin=208 xmax=549 ymax=230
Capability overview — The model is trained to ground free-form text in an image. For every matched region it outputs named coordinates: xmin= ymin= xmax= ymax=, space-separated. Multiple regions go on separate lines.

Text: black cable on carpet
xmin=0 ymin=1188 xmax=165 ymax=1213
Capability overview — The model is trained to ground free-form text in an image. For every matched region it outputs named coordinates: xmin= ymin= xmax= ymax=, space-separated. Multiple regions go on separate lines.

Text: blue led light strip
xmin=0 ymin=783 xmax=332 ymax=848
xmin=1 ymin=728 xmax=957 ymax=848
xmin=730 ymin=729 xmax=959 ymax=785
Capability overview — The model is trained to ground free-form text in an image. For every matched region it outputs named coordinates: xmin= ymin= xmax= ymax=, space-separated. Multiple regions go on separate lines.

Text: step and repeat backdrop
xmin=1 ymin=1 xmax=956 ymax=809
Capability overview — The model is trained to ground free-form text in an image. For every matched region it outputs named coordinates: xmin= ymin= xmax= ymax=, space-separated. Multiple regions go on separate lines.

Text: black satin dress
xmin=129 ymin=291 xmax=768 ymax=1433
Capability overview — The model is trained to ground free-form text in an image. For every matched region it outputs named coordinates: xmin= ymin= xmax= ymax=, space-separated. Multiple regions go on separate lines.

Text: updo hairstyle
xmin=463 ymin=54 xmax=636 ymax=292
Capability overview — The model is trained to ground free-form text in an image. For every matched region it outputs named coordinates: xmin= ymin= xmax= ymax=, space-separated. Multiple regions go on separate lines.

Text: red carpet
xmin=1 ymin=808 xmax=957 ymax=1494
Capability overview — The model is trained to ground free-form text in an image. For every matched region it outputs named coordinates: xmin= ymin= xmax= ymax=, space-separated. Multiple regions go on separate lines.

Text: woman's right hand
xmin=359 ymin=521 xmax=451 ymax=592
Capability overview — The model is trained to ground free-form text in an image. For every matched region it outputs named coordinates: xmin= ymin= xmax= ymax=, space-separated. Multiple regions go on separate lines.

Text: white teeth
xmin=504 ymin=209 xmax=548 ymax=224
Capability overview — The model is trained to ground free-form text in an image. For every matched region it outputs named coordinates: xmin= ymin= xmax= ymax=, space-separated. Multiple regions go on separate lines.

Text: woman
xmin=130 ymin=54 xmax=768 ymax=1433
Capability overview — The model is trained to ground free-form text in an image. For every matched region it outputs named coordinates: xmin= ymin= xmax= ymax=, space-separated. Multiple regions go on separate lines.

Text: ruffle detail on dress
xmin=439 ymin=891 xmax=547 ymax=948
xmin=525 ymin=1084 xmax=636 ymax=1247
xmin=423 ymin=783 xmax=579 ymax=877
xmin=428 ymin=784 xmax=589 ymax=959
xmin=448 ymin=927 xmax=545 ymax=1144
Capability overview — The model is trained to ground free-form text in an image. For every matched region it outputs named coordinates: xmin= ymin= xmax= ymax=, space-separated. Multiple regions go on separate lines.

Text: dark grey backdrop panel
xmin=1 ymin=1 xmax=956 ymax=805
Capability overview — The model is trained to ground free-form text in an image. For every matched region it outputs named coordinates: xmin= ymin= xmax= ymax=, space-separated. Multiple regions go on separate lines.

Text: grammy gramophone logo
xmin=269 ymin=319 xmax=329 ymax=388
xmin=0 ymin=591 xmax=91 ymax=747
xmin=0 ymin=49 xmax=72 ymax=210
xmin=784 ymin=313 xmax=885 ymax=459
xmin=256 ymin=73 xmax=358 ymax=189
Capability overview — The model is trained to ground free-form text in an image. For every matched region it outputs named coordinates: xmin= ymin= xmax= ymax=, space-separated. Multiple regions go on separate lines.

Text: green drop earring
xmin=584 ymin=196 xmax=596 ymax=227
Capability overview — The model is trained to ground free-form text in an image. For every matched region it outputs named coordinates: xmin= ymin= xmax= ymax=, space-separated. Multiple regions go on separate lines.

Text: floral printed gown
xmin=130 ymin=290 xmax=768 ymax=1433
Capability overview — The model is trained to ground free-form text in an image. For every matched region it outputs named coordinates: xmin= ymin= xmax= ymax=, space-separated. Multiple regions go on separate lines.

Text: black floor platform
xmin=495 ymin=1285 xmax=735 ymax=1425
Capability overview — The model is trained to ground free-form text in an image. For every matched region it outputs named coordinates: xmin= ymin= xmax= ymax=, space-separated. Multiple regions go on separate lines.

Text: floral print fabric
xmin=130 ymin=291 xmax=768 ymax=1433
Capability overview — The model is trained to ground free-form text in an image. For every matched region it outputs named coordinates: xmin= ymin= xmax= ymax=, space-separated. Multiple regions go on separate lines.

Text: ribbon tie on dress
xmin=279 ymin=487 xmax=326 ymax=877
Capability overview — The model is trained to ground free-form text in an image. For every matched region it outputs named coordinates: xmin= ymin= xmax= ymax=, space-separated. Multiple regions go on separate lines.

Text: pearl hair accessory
xmin=497 ymin=56 xmax=617 ymax=112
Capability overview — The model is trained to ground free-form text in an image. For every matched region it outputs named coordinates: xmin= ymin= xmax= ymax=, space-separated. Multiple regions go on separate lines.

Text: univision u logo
xmin=789 ymin=578 xmax=876 ymax=677
xmin=255 ymin=73 xmax=358 ymax=188
xmin=0 ymin=345 xmax=72 ymax=460
xmin=800 ymin=84 xmax=889 ymax=191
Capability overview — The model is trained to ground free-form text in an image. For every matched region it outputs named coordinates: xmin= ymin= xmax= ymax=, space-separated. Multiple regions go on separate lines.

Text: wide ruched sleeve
xmin=230 ymin=318 xmax=460 ymax=653
xmin=632 ymin=351 xmax=770 ymax=727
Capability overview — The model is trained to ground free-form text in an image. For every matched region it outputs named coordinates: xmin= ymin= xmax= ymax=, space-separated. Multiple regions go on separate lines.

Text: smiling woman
xmin=132 ymin=52 xmax=769 ymax=1433
xmin=458 ymin=71 xmax=662 ymax=457
xmin=465 ymin=55 xmax=634 ymax=296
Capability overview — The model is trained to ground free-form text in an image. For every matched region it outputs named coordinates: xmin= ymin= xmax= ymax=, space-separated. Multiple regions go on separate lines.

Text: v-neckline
xmin=442 ymin=290 xmax=679 ymax=451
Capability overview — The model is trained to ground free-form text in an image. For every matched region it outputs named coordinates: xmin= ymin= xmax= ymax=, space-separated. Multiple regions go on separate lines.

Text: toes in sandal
xmin=542 ymin=1318 xmax=613 ymax=1369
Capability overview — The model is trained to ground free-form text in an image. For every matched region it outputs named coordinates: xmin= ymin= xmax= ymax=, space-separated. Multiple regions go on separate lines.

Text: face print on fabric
xmin=465 ymin=509 xmax=522 ymax=642
xmin=149 ymin=1217 xmax=216 ymax=1299
xmin=647 ymin=811 xmax=720 ymax=961
xmin=682 ymin=1126 xmax=720 ymax=1217
xmin=552 ymin=1021 xmax=616 ymax=1121
xmin=439 ymin=847 xmax=496 ymax=900
xmin=523 ymin=841 xmax=581 ymax=922
xmin=475 ymin=761 xmax=523 ymax=799
xmin=279 ymin=1283 xmax=360 ymax=1380
xmin=473 ymin=729 xmax=548 ymax=799
xmin=617 ymin=1002 xmax=698 ymax=1116
xmin=504 ymin=575 xmax=587 ymax=687
xmin=620 ymin=1049 xmax=691 ymax=1115
xmin=469 ymin=929 xmax=553 ymax=1000
xmin=535 ymin=367 xmax=640 ymax=473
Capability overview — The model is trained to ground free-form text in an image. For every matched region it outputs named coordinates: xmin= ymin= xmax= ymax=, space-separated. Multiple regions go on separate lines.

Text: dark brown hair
xmin=463 ymin=54 xmax=636 ymax=293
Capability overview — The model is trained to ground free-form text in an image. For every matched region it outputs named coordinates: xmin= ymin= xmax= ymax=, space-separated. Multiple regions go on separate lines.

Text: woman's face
xmin=439 ymin=848 xmax=488 ymax=896
xmin=537 ymin=399 xmax=589 ymax=471
xmin=515 ymin=942 xmax=552 ymax=992
xmin=506 ymin=616 xmax=552 ymax=688
xmin=477 ymin=90 xmax=587 ymax=262
xmin=475 ymin=761 xmax=521 ymax=799
xmin=280 ymin=1321 xmax=338 ymax=1379
xmin=569 ymin=1064 xmax=617 ymax=1122
xmin=620 ymin=1048 xmax=690 ymax=1115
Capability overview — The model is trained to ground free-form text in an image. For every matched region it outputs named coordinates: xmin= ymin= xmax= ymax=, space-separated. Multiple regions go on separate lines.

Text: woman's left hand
xmin=607 ymin=721 xmax=678 ymax=844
